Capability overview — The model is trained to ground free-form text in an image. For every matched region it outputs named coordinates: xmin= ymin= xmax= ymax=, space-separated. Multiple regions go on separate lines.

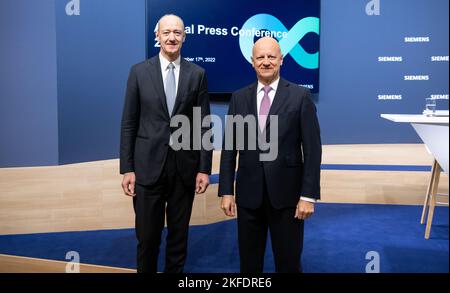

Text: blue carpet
xmin=0 ymin=203 xmax=447 ymax=272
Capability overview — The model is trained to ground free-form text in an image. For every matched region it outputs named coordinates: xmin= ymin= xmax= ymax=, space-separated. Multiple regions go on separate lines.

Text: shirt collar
xmin=257 ymin=78 xmax=280 ymax=94
xmin=159 ymin=53 xmax=181 ymax=70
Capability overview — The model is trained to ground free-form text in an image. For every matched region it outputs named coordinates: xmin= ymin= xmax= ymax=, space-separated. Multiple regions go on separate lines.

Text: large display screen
xmin=147 ymin=0 xmax=320 ymax=93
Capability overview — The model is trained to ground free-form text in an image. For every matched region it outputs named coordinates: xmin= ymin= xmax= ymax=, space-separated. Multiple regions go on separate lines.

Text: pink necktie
xmin=259 ymin=85 xmax=272 ymax=132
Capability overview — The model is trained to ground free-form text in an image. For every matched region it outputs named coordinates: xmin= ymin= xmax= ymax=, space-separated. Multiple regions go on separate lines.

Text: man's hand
xmin=295 ymin=200 xmax=314 ymax=220
xmin=221 ymin=195 xmax=236 ymax=217
xmin=121 ymin=172 xmax=136 ymax=197
xmin=195 ymin=173 xmax=210 ymax=194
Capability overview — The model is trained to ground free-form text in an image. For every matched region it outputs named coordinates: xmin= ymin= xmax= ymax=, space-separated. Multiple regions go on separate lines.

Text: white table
xmin=381 ymin=113 xmax=449 ymax=239
xmin=380 ymin=114 xmax=449 ymax=174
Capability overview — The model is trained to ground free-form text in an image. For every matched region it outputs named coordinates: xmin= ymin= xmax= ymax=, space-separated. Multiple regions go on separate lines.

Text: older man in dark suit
xmin=219 ymin=37 xmax=322 ymax=273
xmin=120 ymin=14 xmax=212 ymax=273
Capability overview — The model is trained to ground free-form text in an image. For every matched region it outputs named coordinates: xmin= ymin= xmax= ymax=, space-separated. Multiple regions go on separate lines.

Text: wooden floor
xmin=0 ymin=254 xmax=135 ymax=273
xmin=0 ymin=144 xmax=448 ymax=272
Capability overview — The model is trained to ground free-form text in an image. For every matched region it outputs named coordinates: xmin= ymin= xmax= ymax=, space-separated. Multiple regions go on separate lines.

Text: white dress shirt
xmin=256 ymin=78 xmax=316 ymax=204
xmin=159 ymin=53 xmax=181 ymax=96
xmin=256 ymin=78 xmax=279 ymax=117
xmin=160 ymin=53 xmax=181 ymax=145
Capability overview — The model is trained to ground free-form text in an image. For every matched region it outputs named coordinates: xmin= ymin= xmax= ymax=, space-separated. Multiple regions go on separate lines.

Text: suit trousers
xmin=133 ymin=149 xmax=195 ymax=273
xmin=237 ymin=173 xmax=304 ymax=273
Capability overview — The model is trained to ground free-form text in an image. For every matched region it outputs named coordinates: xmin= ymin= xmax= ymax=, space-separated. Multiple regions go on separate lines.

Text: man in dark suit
xmin=120 ymin=14 xmax=212 ymax=273
xmin=218 ymin=37 xmax=322 ymax=273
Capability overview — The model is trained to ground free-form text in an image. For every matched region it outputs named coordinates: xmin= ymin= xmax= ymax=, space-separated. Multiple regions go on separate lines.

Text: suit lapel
xmin=145 ymin=56 xmax=170 ymax=118
xmin=246 ymin=83 xmax=263 ymax=145
xmin=248 ymin=83 xmax=258 ymax=118
xmin=266 ymin=78 xmax=288 ymax=130
xmin=172 ymin=59 xmax=189 ymax=116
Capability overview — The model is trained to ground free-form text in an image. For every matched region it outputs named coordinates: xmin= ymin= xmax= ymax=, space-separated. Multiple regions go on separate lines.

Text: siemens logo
xmin=378 ymin=95 xmax=402 ymax=100
xmin=404 ymin=75 xmax=429 ymax=81
xmin=404 ymin=37 xmax=430 ymax=43
xmin=430 ymin=94 xmax=449 ymax=100
xmin=378 ymin=56 xmax=402 ymax=62
xmin=431 ymin=56 xmax=449 ymax=62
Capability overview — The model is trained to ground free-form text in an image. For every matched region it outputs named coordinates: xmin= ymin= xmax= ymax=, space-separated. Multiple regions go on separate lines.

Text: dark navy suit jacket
xmin=120 ymin=55 xmax=212 ymax=186
xmin=218 ymin=78 xmax=322 ymax=209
